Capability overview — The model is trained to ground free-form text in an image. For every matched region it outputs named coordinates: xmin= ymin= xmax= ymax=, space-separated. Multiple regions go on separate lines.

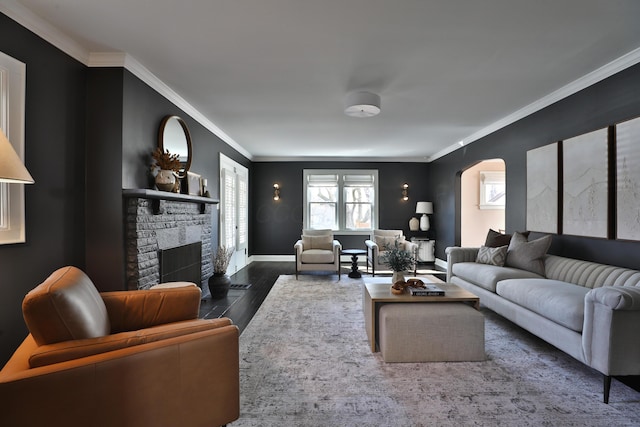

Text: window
xmin=303 ymin=169 xmax=378 ymax=232
xmin=0 ymin=51 xmax=27 ymax=244
xmin=479 ymin=171 xmax=506 ymax=209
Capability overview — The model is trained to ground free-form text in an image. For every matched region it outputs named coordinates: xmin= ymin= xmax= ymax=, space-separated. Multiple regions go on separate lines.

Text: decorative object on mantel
xmin=185 ymin=171 xmax=202 ymax=196
xmin=409 ymin=216 xmax=419 ymax=231
xmin=379 ymin=239 xmax=416 ymax=284
xmin=208 ymin=245 xmax=235 ymax=299
xmin=151 ymin=147 xmax=181 ymax=192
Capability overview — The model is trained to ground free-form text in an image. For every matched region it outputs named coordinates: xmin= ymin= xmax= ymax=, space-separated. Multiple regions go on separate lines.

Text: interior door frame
xmin=219 ymin=153 xmax=249 ymax=274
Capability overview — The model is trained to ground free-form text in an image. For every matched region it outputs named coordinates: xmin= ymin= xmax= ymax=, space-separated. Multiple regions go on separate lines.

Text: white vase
xmin=392 ymin=271 xmax=405 ymax=284
xmin=409 ymin=217 xmax=419 ymax=231
xmin=155 ymin=169 xmax=176 ymax=192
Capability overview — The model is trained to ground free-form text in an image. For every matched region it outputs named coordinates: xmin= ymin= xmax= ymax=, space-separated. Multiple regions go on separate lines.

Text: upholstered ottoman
xmin=378 ymin=302 xmax=485 ymax=362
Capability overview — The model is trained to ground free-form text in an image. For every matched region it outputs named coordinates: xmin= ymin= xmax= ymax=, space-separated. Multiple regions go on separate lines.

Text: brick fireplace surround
xmin=123 ymin=190 xmax=218 ymax=290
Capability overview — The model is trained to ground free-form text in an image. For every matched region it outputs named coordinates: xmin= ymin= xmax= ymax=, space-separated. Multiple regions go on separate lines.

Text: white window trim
xmin=0 ymin=51 xmax=27 ymax=244
xmin=479 ymin=170 xmax=506 ymax=210
xmin=303 ymin=169 xmax=378 ymax=234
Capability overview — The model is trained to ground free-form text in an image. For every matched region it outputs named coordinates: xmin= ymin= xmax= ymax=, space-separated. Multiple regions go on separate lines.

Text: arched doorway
xmin=460 ymin=159 xmax=506 ymax=246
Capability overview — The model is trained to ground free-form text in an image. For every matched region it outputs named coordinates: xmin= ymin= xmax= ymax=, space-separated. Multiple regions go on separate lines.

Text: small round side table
xmin=341 ymin=249 xmax=367 ymax=278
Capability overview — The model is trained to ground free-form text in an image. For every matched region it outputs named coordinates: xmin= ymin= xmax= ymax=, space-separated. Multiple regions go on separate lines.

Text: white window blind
xmin=303 ymin=169 xmax=378 ymax=232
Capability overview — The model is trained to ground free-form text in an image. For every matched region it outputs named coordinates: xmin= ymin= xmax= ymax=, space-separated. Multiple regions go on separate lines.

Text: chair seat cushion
xmin=300 ymin=249 xmax=335 ymax=264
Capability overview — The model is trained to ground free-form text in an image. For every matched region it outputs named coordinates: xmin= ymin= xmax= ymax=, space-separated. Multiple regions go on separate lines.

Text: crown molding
xmin=3 ymin=2 xmax=639 ymax=164
xmin=429 ymin=46 xmax=640 ymax=162
xmin=1 ymin=3 xmax=252 ymax=160
xmin=0 ymin=1 xmax=90 ymax=64
xmin=252 ymin=155 xmax=430 ymax=163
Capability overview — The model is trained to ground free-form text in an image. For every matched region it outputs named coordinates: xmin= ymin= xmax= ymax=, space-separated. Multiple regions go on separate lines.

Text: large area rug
xmin=233 ymin=275 xmax=640 ymax=426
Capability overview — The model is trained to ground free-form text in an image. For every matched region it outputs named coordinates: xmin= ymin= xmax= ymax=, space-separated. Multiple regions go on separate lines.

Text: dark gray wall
xmin=430 ymin=63 xmax=640 ymax=269
xmin=0 ymin=13 xmax=87 ymax=364
xmin=85 ymin=68 xmax=252 ymax=292
xmin=251 ymin=162 xmax=430 ymax=255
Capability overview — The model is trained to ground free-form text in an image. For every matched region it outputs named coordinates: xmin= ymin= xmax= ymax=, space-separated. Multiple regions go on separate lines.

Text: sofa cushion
xmin=23 ymin=266 xmax=111 ymax=345
xmin=300 ymin=249 xmax=334 ymax=263
xmin=496 ymin=279 xmax=590 ymax=332
xmin=476 ymin=245 xmax=508 ymax=266
xmin=505 ymin=232 xmax=552 ymax=276
xmin=451 ymin=262 xmax=543 ymax=292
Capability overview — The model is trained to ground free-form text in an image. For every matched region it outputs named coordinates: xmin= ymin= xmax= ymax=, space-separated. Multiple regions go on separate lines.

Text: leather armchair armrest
xmin=332 ymin=239 xmax=342 ymax=253
xmin=364 ymin=239 xmax=377 ymax=250
xmin=101 ymin=285 xmax=202 ymax=333
xmin=294 ymin=239 xmax=304 ymax=255
xmin=0 ymin=325 xmax=240 ymax=427
xmin=29 ymin=318 xmax=233 ymax=368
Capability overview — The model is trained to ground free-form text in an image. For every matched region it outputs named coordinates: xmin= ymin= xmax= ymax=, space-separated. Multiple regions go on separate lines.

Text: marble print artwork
xmin=563 ymin=128 xmax=609 ymax=238
xmin=617 ymin=116 xmax=640 ymax=241
xmin=527 ymin=142 xmax=558 ymax=233
xmin=233 ymin=275 xmax=640 ymax=427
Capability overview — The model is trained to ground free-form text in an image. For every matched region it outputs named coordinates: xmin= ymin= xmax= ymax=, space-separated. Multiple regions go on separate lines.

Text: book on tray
xmin=408 ymin=284 xmax=445 ymax=296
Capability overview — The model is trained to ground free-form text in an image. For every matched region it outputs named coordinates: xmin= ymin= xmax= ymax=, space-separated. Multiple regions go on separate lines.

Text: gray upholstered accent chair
xmin=294 ymin=229 xmax=342 ymax=279
xmin=365 ymin=229 xmax=418 ymax=276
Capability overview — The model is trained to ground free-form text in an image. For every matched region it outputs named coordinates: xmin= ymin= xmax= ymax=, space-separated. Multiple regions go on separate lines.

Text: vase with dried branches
xmin=208 ymin=245 xmax=235 ymax=299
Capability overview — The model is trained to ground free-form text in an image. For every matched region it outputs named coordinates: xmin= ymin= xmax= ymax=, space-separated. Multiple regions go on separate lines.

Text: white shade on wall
xmin=0 ymin=129 xmax=34 ymax=184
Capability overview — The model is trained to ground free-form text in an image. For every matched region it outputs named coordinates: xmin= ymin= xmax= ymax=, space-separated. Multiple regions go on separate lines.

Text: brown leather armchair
xmin=0 ymin=266 xmax=239 ymax=427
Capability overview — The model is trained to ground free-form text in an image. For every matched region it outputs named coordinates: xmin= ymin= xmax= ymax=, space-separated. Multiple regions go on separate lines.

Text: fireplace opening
xmin=159 ymin=242 xmax=202 ymax=286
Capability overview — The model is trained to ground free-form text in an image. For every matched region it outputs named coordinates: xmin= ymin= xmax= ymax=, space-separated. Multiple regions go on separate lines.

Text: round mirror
xmin=158 ymin=115 xmax=192 ymax=178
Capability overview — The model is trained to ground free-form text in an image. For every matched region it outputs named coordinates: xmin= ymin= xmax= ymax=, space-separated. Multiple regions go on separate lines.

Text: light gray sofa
xmin=446 ymin=246 xmax=640 ymax=403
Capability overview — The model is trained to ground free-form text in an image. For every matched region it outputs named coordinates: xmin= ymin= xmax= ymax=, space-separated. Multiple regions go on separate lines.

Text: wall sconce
xmin=402 ymin=183 xmax=409 ymax=201
xmin=273 ymin=183 xmax=280 ymax=201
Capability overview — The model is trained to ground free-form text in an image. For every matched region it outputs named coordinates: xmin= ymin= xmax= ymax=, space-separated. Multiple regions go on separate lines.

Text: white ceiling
xmin=4 ymin=0 xmax=640 ymax=161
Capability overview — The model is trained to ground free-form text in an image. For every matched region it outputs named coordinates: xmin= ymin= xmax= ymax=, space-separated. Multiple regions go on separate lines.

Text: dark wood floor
xmin=199 ymin=261 xmax=295 ymax=333
xmin=199 ymin=261 xmax=640 ymax=396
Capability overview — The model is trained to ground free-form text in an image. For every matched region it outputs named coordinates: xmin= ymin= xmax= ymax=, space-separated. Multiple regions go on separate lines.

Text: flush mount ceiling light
xmin=344 ymin=91 xmax=381 ymax=118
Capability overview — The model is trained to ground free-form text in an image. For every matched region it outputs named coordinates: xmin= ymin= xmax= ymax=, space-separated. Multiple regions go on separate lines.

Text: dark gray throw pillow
xmin=484 ymin=229 xmax=511 ymax=248
xmin=505 ymin=232 xmax=552 ymax=276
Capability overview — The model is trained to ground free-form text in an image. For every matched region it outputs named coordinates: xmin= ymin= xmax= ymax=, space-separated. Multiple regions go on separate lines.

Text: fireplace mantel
xmin=123 ymin=189 xmax=219 ymax=214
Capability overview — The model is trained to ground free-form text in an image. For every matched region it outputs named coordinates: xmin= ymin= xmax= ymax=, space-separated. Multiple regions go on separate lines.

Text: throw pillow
xmin=476 ymin=245 xmax=508 ymax=266
xmin=505 ymin=232 xmax=552 ymax=276
xmin=484 ymin=229 xmax=512 ymax=248
xmin=302 ymin=234 xmax=333 ymax=250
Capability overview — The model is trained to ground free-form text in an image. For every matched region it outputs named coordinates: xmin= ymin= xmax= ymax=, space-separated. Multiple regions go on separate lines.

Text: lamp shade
xmin=415 ymin=201 xmax=433 ymax=215
xmin=0 ymin=129 xmax=34 ymax=184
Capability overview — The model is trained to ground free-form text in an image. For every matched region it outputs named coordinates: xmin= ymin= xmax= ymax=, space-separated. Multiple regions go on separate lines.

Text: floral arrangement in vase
xmin=208 ymin=245 xmax=235 ymax=299
xmin=380 ymin=238 xmax=416 ymax=285
xmin=151 ymin=148 xmax=181 ymax=192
